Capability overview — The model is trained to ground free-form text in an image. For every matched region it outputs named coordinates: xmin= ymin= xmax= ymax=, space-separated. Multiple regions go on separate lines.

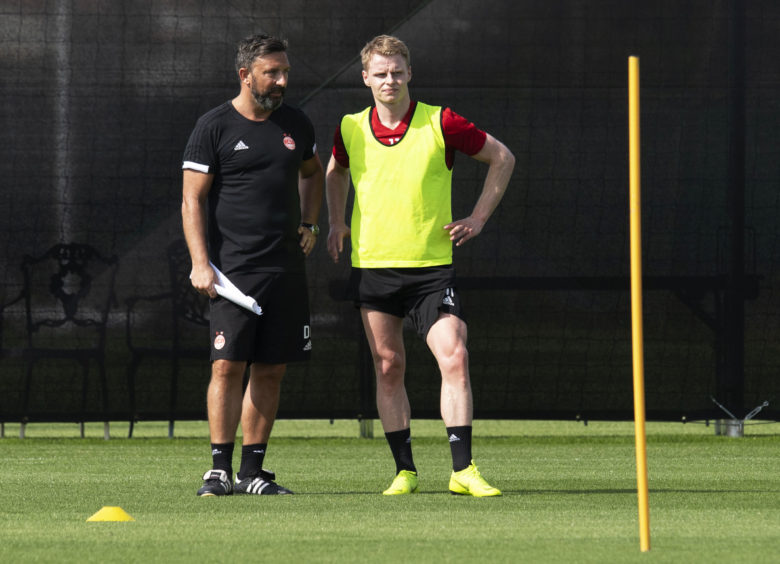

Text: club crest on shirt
xmin=214 ymin=331 xmax=226 ymax=350
xmin=282 ymin=134 xmax=296 ymax=151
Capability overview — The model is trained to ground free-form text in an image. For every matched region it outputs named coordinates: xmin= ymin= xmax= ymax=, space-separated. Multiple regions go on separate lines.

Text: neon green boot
xmin=382 ymin=470 xmax=419 ymax=495
xmin=449 ymin=461 xmax=502 ymax=497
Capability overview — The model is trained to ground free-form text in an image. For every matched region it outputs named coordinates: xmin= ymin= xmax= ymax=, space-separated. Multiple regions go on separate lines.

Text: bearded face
xmin=250 ymin=81 xmax=285 ymax=111
xmin=245 ymin=51 xmax=290 ymax=112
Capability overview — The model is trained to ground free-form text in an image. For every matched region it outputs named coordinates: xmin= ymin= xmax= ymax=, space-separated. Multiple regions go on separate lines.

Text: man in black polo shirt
xmin=182 ymin=34 xmax=323 ymax=496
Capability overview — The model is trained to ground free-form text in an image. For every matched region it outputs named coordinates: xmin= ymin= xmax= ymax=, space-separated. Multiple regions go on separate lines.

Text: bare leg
xmin=426 ymin=313 xmax=472 ymax=427
xmin=241 ymin=362 xmax=286 ymax=444
xmin=361 ymin=309 xmax=409 ymax=433
xmin=207 ymin=359 xmax=247 ymax=443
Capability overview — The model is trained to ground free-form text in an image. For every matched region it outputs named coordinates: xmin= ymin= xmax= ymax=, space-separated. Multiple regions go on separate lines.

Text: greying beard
xmin=251 ymin=86 xmax=284 ymax=111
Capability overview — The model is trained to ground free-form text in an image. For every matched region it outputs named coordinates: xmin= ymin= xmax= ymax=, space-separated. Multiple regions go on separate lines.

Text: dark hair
xmin=235 ymin=34 xmax=287 ymax=73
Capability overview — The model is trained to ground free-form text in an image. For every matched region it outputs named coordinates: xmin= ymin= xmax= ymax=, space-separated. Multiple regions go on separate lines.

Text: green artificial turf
xmin=0 ymin=420 xmax=778 ymax=563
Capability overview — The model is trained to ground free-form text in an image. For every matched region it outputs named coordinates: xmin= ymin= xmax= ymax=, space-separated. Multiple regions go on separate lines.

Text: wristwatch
xmin=301 ymin=222 xmax=320 ymax=236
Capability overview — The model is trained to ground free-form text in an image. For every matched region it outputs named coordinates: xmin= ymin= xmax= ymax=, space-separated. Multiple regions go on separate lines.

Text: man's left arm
xmin=445 ymin=133 xmax=515 ymax=246
xmin=298 ymin=153 xmax=324 ymax=256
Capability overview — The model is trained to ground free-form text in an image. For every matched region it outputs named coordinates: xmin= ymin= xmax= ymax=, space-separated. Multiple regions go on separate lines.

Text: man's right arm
xmin=182 ymin=169 xmax=217 ymax=297
xmin=325 ymin=155 xmax=351 ymax=263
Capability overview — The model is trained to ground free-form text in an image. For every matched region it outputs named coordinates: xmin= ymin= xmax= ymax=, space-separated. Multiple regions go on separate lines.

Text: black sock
xmin=446 ymin=426 xmax=472 ymax=472
xmin=237 ymin=443 xmax=267 ymax=480
xmin=210 ymin=442 xmax=234 ymax=475
xmin=385 ymin=428 xmax=416 ymax=474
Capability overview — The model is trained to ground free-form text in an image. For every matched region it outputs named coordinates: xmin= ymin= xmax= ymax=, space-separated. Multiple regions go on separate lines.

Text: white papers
xmin=194 ymin=262 xmax=263 ymax=316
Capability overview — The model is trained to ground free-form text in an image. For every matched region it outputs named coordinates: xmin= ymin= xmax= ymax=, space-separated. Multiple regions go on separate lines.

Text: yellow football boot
xmin=449 ymin=461 xmax=502 ymax=497
xmin=382 ymin=469 xmax=419 ymax=495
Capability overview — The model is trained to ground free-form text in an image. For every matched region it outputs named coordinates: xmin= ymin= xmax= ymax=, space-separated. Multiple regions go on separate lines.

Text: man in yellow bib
xmin=326 ymin=35 xmax=515 ymax=496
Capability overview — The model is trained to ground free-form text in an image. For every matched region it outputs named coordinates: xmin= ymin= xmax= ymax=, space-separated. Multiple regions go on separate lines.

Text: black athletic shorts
xmin=209 ymin=271 xmax=311 ymax=364
xmin=348 ymin=265 xmax=465 ymax=339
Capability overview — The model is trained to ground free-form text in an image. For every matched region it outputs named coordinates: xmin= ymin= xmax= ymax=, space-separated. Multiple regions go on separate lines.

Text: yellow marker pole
xmin=629 ymin=55 xmax=650 ymax=553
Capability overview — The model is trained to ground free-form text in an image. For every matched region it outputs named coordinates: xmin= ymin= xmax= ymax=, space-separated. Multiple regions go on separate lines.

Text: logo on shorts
xmin=442 ymin=288 xmax=455 ymax=307
xmin=282 ymin=134 xmax=296 ymax=151
xmin=214 ymin=331 xmax=226 ymax=350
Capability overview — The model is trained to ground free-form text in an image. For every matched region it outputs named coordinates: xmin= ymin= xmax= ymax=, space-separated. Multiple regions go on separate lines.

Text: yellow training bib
xmin=341 ymin=103 xmax=454 ymax=267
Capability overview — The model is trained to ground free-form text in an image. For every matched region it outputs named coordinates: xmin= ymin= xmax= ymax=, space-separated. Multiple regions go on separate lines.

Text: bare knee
xmin=374 ymin=351 xmax=405 ymax=392
xmin=250 ymin=363 xmax=286 ymax=387
xmin=438 ymin=344 xmax=470 ymax=385
xmin=427 ymin=314 xmax=470 ymax=385
xmin=211 ymin=359 xmax=245 ymax=383
xmin=441 ymin=340 xmax=468 ymax=369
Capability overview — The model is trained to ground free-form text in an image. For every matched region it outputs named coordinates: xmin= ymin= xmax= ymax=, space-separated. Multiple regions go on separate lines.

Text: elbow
xmin=181 ymin=194 xmax=204 ymax=218
xmin=503 ymin=147 xmax=516 ymax=171
xmin=325 ymin=168 xmax=348 ymax=189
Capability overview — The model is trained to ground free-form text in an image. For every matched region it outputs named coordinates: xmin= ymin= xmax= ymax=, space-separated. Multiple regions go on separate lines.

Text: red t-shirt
xmin=331 ymin=101 xmax=487 ymax=170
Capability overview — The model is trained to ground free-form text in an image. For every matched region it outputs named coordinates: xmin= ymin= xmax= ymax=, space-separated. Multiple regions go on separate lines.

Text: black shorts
xmin=348 ymin=266 xmax=465 ymax=339
xmin=209 ymin=271 xmax=311 ymax=364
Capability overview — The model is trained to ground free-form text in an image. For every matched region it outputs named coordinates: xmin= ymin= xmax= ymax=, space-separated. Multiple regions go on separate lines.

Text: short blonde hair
xmin=360 ymin=35 xmax=410 ymax=70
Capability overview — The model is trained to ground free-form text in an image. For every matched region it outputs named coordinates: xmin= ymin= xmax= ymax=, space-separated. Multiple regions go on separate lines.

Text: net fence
xmin=0 ymin=0 xmax=777 ymax=425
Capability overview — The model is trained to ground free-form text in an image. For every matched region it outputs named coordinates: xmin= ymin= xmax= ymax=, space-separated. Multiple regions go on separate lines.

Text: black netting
xmin=1 ymin=0 xmax=777 ymax=425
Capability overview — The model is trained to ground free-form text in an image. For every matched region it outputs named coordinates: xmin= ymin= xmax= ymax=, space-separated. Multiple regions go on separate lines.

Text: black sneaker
xmin=235 ymin=469 xmax=293 ymax=495
xmin=197 ymin=469 xmax=233 ymax=497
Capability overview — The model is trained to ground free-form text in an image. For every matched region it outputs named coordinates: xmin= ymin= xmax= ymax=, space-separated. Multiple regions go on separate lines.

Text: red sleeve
xmin=441 ymin=107 xmax=487 ymax=156
xmin=331 ymin=125 xmax=349 ymax=168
